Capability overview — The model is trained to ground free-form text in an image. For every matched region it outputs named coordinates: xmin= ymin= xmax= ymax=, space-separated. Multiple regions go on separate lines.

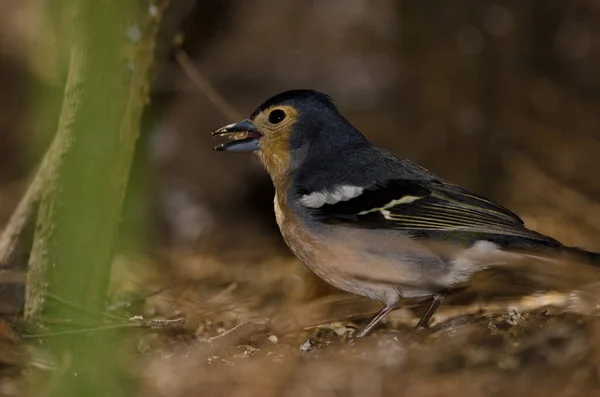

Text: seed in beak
xmin=233 ymin=131 xmax=249 ymax=140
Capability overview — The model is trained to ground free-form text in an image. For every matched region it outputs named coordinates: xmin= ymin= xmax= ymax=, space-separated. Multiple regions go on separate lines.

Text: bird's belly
xmin=274 ymin=196 xmax=439 ymax=303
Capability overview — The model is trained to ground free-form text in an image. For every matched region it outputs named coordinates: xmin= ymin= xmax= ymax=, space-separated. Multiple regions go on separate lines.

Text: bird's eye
xmin=268 ymin=109 xmax=286 ymax=124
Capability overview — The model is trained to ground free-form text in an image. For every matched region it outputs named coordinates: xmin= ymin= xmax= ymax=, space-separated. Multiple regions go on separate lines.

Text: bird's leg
xmin=355 ymin=304 xmax=396 ymax=338
xmin=416 ymin=293 xmax=445 ymax=329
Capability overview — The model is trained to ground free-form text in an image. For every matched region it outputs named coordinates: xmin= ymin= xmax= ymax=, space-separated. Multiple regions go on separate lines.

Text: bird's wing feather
xmin=303 ymin=179 xmax=552 ymax=242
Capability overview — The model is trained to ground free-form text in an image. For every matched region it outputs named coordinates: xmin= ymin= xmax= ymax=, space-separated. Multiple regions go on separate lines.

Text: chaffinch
xmin=212 ymin=89 xmax=600 ymax=337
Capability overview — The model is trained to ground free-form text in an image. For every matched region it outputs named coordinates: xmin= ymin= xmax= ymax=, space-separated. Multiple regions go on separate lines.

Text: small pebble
xmin=268 ymin=335 xmax=278 ymax=344
xmin=300 ymin=339 xmax=313 ymax=352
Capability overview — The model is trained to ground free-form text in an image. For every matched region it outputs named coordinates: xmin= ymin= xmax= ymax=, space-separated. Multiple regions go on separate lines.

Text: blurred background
xmin=2 ymin=1 xmax=600 ymax=396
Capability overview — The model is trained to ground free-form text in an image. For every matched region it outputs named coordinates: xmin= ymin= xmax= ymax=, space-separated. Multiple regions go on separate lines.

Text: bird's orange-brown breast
xmin=273 ymin=192 xmax=356 ymax=293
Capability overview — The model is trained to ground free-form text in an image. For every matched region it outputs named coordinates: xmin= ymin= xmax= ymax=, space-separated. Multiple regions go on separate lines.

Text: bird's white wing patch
xmin=300 ymin=185 xmax=364 ymax=208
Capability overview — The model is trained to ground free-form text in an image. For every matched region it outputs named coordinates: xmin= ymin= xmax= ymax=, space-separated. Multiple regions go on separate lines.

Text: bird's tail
xmin=563 ymin=245 xmax=600 ymax=266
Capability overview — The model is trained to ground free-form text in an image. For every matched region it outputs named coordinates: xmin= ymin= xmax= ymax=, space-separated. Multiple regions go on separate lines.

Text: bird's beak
xmin=211 ymin=119 xmax=261 ymax=152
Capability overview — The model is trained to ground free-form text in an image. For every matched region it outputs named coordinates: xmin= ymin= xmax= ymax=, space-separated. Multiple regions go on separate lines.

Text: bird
xmin=211 ymin=89 xmax=600 ymax=337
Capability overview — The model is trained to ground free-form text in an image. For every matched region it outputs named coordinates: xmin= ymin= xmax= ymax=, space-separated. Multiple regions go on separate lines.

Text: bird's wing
xmin=301 ymin=179 xmax=553 ymax=242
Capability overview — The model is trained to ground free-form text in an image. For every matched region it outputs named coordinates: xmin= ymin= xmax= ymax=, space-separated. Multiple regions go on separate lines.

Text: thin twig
xmin=199 ymin=318 xmax=270 ymax=346
xmin=47 ymin=292 xmax=124 ymax=321
xmin=22 ymin=316 xmax=186 ymax=338
xmin=22 ymin=323 xmax=142 ymax=338
xmin=174 ymin=49 xmax=243 ymax=121
xmin=0 ymin=134 xmax=61 ymax=269
xmin=129 ymin=316 xmax=186 ymax=328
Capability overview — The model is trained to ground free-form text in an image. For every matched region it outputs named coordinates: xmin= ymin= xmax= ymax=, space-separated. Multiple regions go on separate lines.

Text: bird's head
xmin=212 ymin=90 xmax=368 ymax=183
